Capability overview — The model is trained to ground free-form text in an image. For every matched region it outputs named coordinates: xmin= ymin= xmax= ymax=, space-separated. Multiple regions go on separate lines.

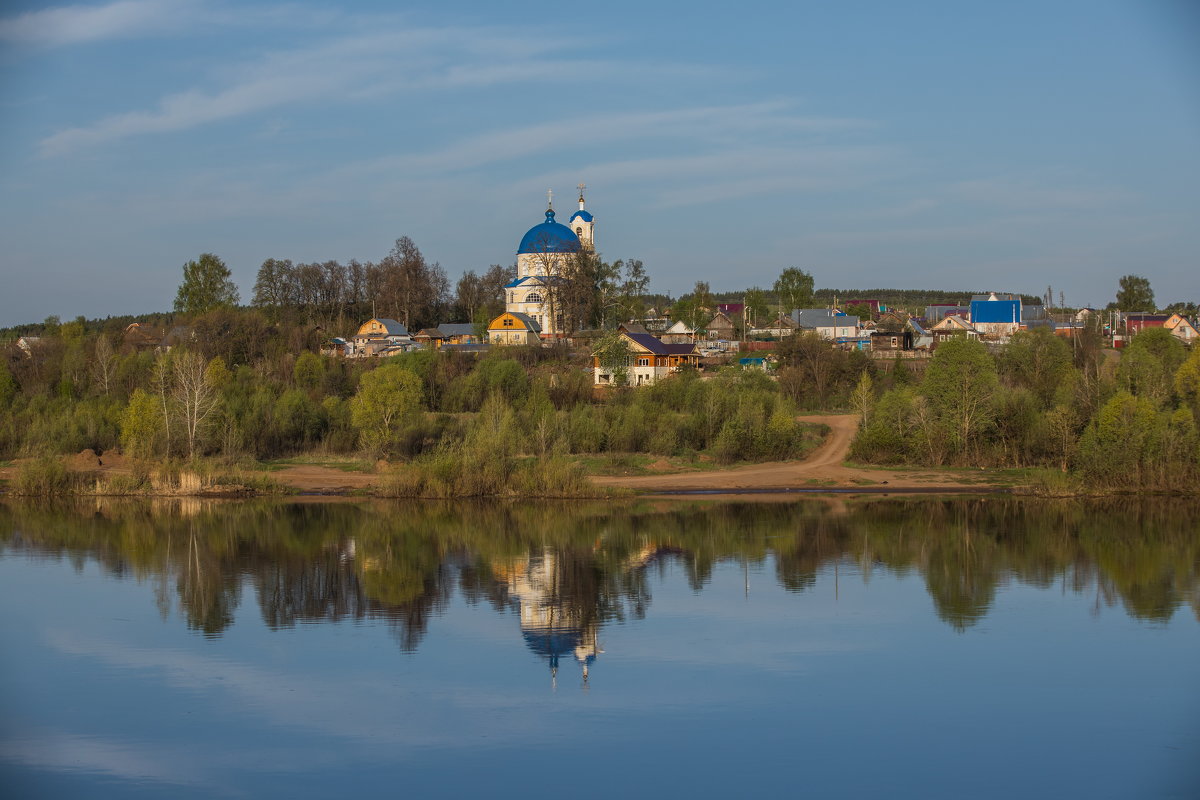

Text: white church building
xmin=503 ymin=187 xmax=595 ymax=339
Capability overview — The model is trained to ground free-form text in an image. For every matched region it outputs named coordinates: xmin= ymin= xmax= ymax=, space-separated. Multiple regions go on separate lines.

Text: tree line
xmin=850 ymin=326 xmax=1200 ymax=491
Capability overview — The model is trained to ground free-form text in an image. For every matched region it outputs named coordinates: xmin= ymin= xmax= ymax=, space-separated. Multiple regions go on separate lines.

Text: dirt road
xmin=591 ymin=414 xmax=1000 ymax=493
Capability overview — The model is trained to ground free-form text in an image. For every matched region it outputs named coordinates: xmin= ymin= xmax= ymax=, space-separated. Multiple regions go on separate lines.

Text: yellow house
xmin=487 ymin=312 xmax=543 ymax=346
xmin=1165 ymin=313 xmax=1199 ymax=343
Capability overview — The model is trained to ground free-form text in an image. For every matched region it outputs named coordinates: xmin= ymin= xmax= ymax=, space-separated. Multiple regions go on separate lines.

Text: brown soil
xmin=270 ymin=465 xmax=377 ymax=492
xmin=591 ymin=414 xmax=1006 ymax=493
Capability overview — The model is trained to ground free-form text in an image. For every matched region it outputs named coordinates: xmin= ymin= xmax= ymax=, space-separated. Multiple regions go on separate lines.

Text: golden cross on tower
xmin=546 ymin=188 xmax=554 ymax=209
xmin=577 ymin=182 xmax=586 ymax=202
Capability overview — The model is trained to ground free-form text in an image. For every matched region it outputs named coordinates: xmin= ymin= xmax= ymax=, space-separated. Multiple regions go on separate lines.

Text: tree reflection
xmin=0 ymin=496 xmax=1196 ymax=661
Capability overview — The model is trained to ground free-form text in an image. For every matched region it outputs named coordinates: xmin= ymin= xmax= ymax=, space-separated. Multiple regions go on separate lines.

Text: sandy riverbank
xmin=0 ymin=414 xmax=1007 ymax=496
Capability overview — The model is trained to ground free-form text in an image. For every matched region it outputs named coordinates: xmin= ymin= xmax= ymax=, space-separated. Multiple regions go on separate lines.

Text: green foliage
xmin=121 ymin=388 xmax=164 ymax=459
xmin=1115 ymin=274 xmax=1155 ymax=312
xmin=294 ymin=352 xmax=325 ymax=390
xmin=850 ymin=387 xmax=917 ymax=463
xmin=999 ymin=328 xmax=1073 ymax=407
xmin=774 ymin=267 xmax=814 ymax=312
xmin=921 ymin=337 xmax=998 ymax=463
xmin=1175 ymin=347 xmax=1200 ymax=412
xmin=0 ymin=361 xmax=16 ymax=407
xmin=173 ymin=253 xmax=240 ymax=314
xmin=14 ymin=457 xmax=78 ymax=495
xmin=1076 ymin=391 xmax=1160 ymax=487
xmin=349 ymin=363 xmax=423 ymax=456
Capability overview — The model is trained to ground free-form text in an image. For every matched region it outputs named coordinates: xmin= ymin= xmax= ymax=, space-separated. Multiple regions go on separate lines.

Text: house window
xmin=503 ymin=318 xmax=513 ymax=327
xmin=638 ymin=358 xmax=649 ymax=367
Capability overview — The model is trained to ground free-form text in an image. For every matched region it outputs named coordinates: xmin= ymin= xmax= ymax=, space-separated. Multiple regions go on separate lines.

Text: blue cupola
xmin=517 ymin=208 xmax=582 ymax=255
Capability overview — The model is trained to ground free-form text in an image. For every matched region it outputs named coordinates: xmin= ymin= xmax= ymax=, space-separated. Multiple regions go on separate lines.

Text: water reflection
xmin=1 ymin=497 xmax=1197 ymax=662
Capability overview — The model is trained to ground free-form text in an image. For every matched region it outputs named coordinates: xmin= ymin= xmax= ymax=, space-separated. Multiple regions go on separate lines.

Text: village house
xmin=969 ymin=292 xmax=1022 ymax=339
xmin=791 ymin=309 xmax=859 ymax=340
xmin=348 ymin=318 xmax=414 ymax=357
xmin=930 ymin=314 xmax=980 ymax=343
xmin=660 ymin=320 xmax=696 ymax=344
xmin=704 ymin=311 xmax=736 ymax=342
xmin=121 ymin=323 xmax=161 ymax=352
xmin=869 ymin=330 xmax=913 ymax=351
xmin=925 ymin=304 xmax=971 ymax=322
xmin=409 ymin=324 xmax=481 ymax=349
xmin=874 ymin=310 xmax=907 ymax=332
xmin=749 ymin=312 xmax=798 ymax=339
xmin=1164 ymin=314 xmax=1199 ymax=342
xmin=488 ymin=311 xmax=543 ymax=346
xmin=593 ymin=332 xmax=699 ymax=386
xmin=1125 ymin=312 xmax=1199 ymax=343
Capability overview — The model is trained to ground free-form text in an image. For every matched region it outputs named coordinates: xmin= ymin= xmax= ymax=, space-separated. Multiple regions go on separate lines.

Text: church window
xmin=576 ymin=227 xmax=582 ymax=235
xmin=525 ymin=292 xmax=543 ymax=304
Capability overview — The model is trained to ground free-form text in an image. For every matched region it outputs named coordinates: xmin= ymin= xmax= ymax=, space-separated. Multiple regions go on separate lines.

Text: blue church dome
xmin=518 ymin=209 xmax=582 ymax=255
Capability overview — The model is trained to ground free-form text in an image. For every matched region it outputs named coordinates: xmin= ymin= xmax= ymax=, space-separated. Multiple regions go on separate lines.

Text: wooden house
xmin=593 ymin=332 xmax=699 ymax=386
xmin=487 ymin=312 xmax=543 ymax=346
xmin=705 ymin=311 xmax=736 ymax=341
xmin=1165 ymin=314 xmax=1199 ymax=342
xmin=660 ymin=320 xmax=696 ymax=344
xmin=930 ymin=315 xmax=980 ymax=344
xmin=349 ymin=318 xmax=412 ymax=357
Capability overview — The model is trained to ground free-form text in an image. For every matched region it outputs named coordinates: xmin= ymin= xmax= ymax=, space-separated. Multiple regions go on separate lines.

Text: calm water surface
xmin=0 ymin=497 xmax=1197 ymax=799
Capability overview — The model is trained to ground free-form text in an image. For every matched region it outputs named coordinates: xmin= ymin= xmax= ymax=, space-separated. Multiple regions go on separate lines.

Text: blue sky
xmin=1 ymin=0 xmax=1197 ymax=326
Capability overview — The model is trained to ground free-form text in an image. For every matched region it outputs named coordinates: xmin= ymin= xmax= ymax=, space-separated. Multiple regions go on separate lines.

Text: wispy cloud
xmin=362 ymin=102 xmax=870 ymax=175
xmin=38 ymin=23 xmax=622 ymax=155
xmin=0 ymin=0 xmax=339 ymax=46
xmin=0 ymin=0 xmax=195 ymax=46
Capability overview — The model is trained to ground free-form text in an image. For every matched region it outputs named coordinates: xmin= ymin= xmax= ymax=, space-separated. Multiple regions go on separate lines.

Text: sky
xmin=0 ymin=0 xmax=1197 ymax=327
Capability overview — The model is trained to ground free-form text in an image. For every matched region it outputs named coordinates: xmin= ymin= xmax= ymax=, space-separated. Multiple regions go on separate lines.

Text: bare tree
xmin=456 ymin=270 xmax=484 ymax=323
xmin=380 ymin=236 xmax=442 ymax=330
xmin=153 ymin=354 xmax=174 ymax=456
xmin=91 ymin=335 xmax=116 ymax=395
xmin=173 ymin=351 xmax=222 ymax=458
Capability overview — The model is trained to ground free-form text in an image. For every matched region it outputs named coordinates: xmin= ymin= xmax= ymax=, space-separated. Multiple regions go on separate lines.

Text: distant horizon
xmin=0 ymin=281 xmax=1155 ymax=333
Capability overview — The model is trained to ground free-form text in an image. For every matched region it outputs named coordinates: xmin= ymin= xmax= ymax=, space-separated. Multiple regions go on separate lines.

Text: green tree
xmin=1076 ymin=390 xmax=1160 ymax=486
xmin=174 ymin=253 xmax=240 ymax=314
xmin=774 ymin=267 xmax=814 ymax=313
xmin=999 ymin=328 xmax=1073 ymax=407
xmin=121 ymin=388 xmax=164 ymax=458
xmin=1115 ymin=274 xmax=1155 ymax=312
xmin=350 ymin=363 xmax=423 ymax=455
xmin=593 ymin=332 xmax=633 ymax=387
xmin=921 ymin=337 xmax=999 ymax=462
xmin=744 ymin=287 xmax=769 ymax=330
xmin=0 ymin=361 xmax=16 ymax=407
xmin=1175 ymin=347 xmax=1200 ymax=413
xmin=294 ymin=352 xmax=325 ymax=390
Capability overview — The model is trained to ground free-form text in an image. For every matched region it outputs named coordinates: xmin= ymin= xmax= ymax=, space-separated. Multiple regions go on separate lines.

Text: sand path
xmin=591 ymin=414 xmax=999 ymax=493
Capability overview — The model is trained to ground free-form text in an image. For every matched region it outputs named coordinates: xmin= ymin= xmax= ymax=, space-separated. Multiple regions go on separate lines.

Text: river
xmin=1 ymin=496 xmax=1197 ymax=798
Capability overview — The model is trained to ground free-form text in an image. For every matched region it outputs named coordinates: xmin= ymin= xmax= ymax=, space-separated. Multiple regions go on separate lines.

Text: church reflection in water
xmin=494 ymin=550 xmax=604 ymax=686
xmin=2 ymin=497 xmax=1198 ymax=671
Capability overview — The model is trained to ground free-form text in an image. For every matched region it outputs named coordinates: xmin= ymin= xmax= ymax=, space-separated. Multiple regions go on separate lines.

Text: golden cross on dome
xmin=577 ymin=182 xmax=586 ymax=202
xmin=546 ymin=188 xmax=553 ymax=209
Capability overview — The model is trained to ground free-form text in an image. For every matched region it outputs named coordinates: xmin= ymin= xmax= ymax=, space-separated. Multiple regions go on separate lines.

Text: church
xmin=493 ymin=185 xmax=595 ymax=341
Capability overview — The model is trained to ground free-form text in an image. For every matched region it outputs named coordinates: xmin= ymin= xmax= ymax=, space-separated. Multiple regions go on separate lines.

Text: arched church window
xmin=576 ymin=227 xmax=583 ymax=235
xmin=525 ymin=292 xmax=543 ymax=304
